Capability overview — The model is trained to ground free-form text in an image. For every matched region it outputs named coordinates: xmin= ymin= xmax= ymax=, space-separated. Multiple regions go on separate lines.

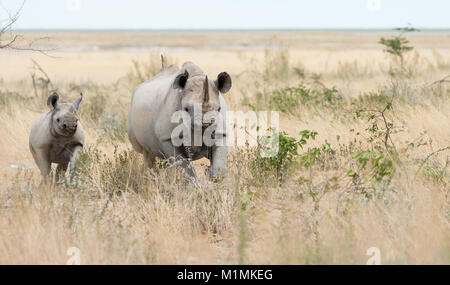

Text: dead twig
xmin=414 ymin=146 xmax=450 ymax=180
xmin=30 ymin=59 xmax=55 ymax=99
xmin=426 ymin=75 xmax=450 ymax=87
xmin=31 ymin=58 xmax=53 ymax=87
xmin=0 ymin=33 xmax=18 ymax=49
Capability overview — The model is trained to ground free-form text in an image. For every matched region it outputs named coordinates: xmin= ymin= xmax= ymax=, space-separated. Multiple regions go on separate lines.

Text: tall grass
xmin=0 ymin=48 xmax=449 ymax=264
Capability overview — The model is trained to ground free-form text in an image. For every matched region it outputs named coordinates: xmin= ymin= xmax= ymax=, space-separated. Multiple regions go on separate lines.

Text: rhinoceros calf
xmin=29 ymin=92 xmax=84 ymax=182
xmin=127 ymin=61 xmax=232 ymax=179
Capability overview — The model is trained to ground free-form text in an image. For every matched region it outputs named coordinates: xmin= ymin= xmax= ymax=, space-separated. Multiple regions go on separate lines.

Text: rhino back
xmin=128 ymin=69 xmax=180 ymax=155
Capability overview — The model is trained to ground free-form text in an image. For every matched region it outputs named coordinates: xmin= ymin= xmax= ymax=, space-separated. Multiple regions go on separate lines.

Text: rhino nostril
xmin=63 ymin=124 xmax=67 ymax=129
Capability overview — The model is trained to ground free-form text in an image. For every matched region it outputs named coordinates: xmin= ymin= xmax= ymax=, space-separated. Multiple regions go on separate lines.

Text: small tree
xmin=379 ymin=26 xmax=419 ymax=69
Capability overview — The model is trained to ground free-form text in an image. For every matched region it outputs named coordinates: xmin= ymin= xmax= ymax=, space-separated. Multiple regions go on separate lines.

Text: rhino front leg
xmin=209 ymin=146 xmax=228 ymax=179
xmin=160 ymin=140 xmax=196 ymax=178
xmin=210 ymin=145 xmax=227 ymax=180
xmin=34 ymin=150 xmax=51 ymax=182
xmin=143 ymin=150 xmax=156 ymax=168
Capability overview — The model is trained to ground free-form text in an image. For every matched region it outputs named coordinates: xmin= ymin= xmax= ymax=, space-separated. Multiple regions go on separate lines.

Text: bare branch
xmin=30 ymin=59 xmax=55 ymax=99
xmin=0 ymin=1 xmax=56 ymax=56
xmin=426 ymin=75 xmax=450 ymax=87
xmin=414 ymin=146 xmax=450 ymax=180
xmin=0 ymin=0 xmax=25 ymax=34
xmin=0 ymin=33 xmax=17 ymax=48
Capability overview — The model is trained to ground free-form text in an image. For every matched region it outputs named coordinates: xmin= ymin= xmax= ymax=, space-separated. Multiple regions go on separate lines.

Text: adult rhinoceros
xmin=127 ymin=60 xmax=231 ymax=179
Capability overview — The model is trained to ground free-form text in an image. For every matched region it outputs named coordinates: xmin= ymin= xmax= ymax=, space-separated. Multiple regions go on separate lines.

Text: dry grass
xmin=0 ymin=31 xmax=449 ymax=264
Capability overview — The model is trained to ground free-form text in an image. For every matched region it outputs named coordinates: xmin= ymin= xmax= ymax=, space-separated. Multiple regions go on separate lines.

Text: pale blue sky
xmin=1 ymin=0 xmax=449 ymax=30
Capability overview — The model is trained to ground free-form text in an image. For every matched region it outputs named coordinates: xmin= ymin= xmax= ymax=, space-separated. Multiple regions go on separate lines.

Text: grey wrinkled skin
xmin=29 ymin=92 xmax=84 ymax=183
xmin=127 ymin=61 xmax=232 ymax=179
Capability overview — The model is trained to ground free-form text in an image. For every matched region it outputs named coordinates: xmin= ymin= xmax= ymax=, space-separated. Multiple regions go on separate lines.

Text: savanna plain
xmin=0 ymin=30 xmax=449 ymax=264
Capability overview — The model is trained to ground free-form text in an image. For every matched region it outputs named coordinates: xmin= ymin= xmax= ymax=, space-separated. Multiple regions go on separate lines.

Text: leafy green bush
xmin=346 ymin=150 xmax=396 ymax=201
xmin=298 ymin=140 xmax=337 ymax=169
xmin=257 ymin=129 xmax=318 ymax=181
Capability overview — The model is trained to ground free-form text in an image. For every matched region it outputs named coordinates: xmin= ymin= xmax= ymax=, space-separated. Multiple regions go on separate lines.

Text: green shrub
xmin=298 ymin=140 xmax=336 ymax=169
xmin=258 ymin=129 xmax=318 ymax=181
xmin=347 ymin=150 xmax=396 ymax=201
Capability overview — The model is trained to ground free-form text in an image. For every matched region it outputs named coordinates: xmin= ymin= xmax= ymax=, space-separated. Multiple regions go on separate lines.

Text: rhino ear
xmin=73 ymin=93 xmax=83 ymax=111
xmin=173 ymin=70 xmax=189 ymax=89
xmin=47 ymin=93 xmax=59 ymax=110
xmin=215 ymin=72 xmax=232 ymax=94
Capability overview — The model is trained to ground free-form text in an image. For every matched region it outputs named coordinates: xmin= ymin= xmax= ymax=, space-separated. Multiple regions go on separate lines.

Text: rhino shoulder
xmin=29 ymin=113 xmax=51 ymax=145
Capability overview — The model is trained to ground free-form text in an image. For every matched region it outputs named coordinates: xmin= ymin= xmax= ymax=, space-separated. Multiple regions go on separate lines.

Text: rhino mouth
xmin=59 ymin=126 xmax=77 ymax=137
xmin=180 ymin=125 xmax=215 ymax=160
xmin=53 ymin=125 xmax=77 ymax=137
xmin=182 ymin=145 xmax=195 ymax=160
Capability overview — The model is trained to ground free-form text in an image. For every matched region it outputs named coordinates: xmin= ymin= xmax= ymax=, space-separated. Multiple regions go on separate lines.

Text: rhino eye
xmin=218 ymin=107 xmax=221 ymax=112
xmin=56 ymin=118 xmax=60 ymax=123
xmin=184 ymin=107 xmax=189 ymax=113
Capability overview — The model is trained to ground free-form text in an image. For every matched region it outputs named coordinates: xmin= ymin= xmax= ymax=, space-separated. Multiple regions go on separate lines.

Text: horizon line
xmin=13 ymin=27 xmax=450 ymax=33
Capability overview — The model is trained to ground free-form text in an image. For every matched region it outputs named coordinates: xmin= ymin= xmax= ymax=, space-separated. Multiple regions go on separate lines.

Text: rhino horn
xmin=203 ymin=76 xmax=209 ymax=104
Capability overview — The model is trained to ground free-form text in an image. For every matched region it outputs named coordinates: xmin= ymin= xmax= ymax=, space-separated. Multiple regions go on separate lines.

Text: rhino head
xmin=173 ymin=70 xmax=231 ymax=128
xmin=171 ymin=69 xmax=231 ymax=155
xmin=47 ymin=92 xmax=82 ymax=137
